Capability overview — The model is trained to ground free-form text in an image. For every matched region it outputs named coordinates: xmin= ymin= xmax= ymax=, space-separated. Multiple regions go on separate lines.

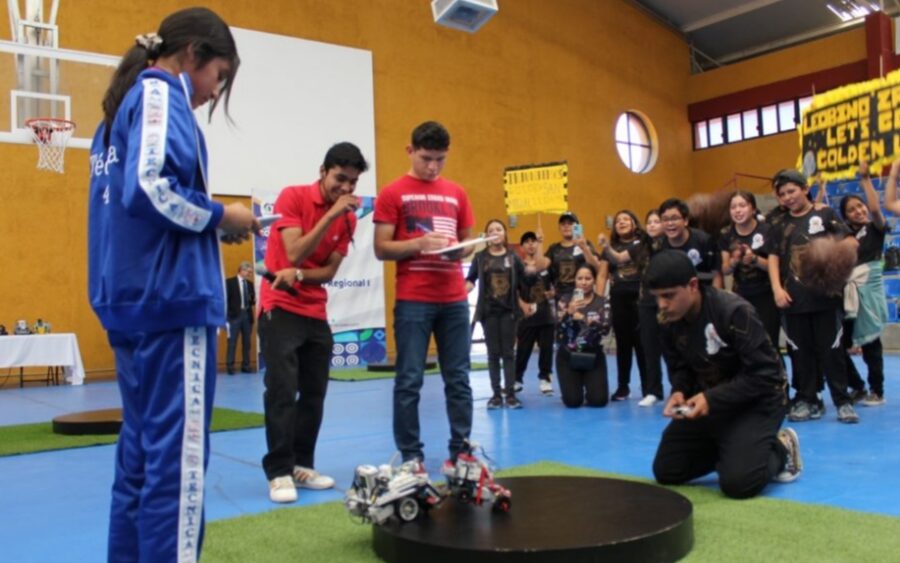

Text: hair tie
xmin=135 ymin=33 xmax=163 ymax=58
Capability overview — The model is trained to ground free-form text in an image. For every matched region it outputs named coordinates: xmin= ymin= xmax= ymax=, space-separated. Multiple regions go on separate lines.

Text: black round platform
xmin=52 ymin=408 xmax=123 ymax=435
xmin=373 ymin=476 xmax=693 ymax=563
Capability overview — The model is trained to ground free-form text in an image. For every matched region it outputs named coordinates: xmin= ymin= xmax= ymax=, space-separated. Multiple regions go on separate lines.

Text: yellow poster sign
xmin=503 ymin=161 xmax=568 ymax=215
xmin=798 ymin=68 xmax=900 ymax=180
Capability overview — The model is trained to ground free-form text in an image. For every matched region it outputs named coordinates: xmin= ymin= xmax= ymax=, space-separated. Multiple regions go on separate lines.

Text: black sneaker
xmin=505 ymin=395 xmax=522 ymax=409
xmin=849 ymin=388 xmax=867 ymax=404
xmin=487 ymin=395 xmax=503 ymax=409
xmin=611 ymin=388 xmax=630 ymax=401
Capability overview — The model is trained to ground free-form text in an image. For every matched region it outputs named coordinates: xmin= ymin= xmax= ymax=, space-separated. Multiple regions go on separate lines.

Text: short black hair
xmin=645 ymin=250 xmax=697 ymax=290
xmin=411 ymin=121 xmax=450 ymax=151
xmin=322 ymin=142 xmax=368 ymax=173
xmin=658 ymin=198 xmax=689 ymax=220
xmin=520 ymin=231 xmax=538 ymax=244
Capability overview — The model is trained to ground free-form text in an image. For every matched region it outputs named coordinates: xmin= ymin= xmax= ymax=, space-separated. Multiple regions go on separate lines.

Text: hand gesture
xmin=597 ymin=233 xmax=608 ymax=248
xmin=859 ymin=159 xmax=869 ymax=177
xmin=219 ymin=203 xmax=259 ymax=239
xmin=327 ymin=194 xmax=360 ymax=220
xmin=417 ymin=232 xmax=450 ymax=253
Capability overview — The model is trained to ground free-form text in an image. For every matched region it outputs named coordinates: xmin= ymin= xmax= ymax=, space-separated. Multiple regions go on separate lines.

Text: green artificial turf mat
xmin=330 ymin=362 xmax=489 ymax=381
xmin=0 ymin=407 xmax=263 ymax=457
xmin=203 ymin=461 xmax=900 ymax=562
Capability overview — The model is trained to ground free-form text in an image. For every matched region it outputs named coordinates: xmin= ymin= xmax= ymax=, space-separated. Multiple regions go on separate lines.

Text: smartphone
xmin=573 ymin=288 xmax=584 ymax=301
xmin=573 ymin=223 xmax=584 ymax=239
xmin=673 ymin=405 xmax=693 ymax=416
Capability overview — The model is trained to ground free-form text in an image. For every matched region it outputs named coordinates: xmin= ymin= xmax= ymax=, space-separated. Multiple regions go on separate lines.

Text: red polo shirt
xmin=260 ymin=181 xmax=356 ymax=320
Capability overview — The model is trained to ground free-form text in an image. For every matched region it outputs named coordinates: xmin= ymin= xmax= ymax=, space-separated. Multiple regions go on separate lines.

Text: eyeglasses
xmin=660 ymin=215 xmax=684 ymax=224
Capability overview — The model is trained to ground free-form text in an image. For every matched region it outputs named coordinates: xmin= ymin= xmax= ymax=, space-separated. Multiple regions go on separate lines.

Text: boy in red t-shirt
xmin=259 ymin=142 xmax=367 ymax=503
xmin=374 ymin=121 xmax=476 ymax=465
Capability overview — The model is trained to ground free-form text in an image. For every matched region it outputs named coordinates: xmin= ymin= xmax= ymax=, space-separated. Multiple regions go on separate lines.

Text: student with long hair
xmin=840 ymin=161 xmax=889 ymax=406
xmin=607 ymin=208 xmax=665 ymax=407
xmin=88 ymin=8 xmax=256 ymax=561
xmin=466 ymin=219 xmax=532 ymax=408
xmin=555 ymin=264 xmax=612 ymax=407
xmin=718 ymin=191 xmax=780 ymax=351
xmin=596 ymin=210 xmax=647 ymax=401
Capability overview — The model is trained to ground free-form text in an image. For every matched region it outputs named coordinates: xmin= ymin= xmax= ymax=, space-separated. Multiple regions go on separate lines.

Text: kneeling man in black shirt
xmin=647 ymin=250 xmax=801 ymax=499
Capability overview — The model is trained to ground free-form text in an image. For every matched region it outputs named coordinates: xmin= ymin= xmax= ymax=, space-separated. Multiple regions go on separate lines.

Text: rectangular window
xmin=726 ymin=113 xmax=743 ymax=143
xmin=778 ymin=101 xmax=796 ymax=131
xmin=742 ymin=110 xmax=759 ymax=139
xmin=708 ymin=117 xmax=724 ymax=146
xmin=798 ymin=96 xmax=813 ymax=122
xmin=694 ymin=121 xmax=708 ymax=149
xmin=761 ymin=105 xmax=778 ymax=135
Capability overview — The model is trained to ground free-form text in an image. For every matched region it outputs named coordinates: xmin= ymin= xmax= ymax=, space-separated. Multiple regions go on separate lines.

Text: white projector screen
xmin=197 ymin=27 xmax=377 ymax=198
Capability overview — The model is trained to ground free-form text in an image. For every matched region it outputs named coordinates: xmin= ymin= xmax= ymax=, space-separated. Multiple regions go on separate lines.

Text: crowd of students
xmin=470 ymin=165 xmax=894 ymax=424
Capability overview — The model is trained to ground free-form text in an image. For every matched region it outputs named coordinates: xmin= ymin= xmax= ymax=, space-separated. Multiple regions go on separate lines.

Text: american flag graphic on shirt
xmin=408 ymin=214 xmax=459 ymax=272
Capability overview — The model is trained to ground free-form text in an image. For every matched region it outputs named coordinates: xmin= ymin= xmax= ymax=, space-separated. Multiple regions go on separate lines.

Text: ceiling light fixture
xmin=825 ymin=0 xmax=881 ymax=22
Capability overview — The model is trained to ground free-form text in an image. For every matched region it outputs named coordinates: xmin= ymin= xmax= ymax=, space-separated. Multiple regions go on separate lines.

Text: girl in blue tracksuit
xmin=88 ymin=8 xmax=255 ymax=562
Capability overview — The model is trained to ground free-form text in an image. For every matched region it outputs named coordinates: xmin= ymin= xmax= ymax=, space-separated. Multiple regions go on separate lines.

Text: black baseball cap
xmin=520 ymin=231 xmax=538 ymax=244
xmin=559 ymin=212 xmax=579 ymax=223
xmin=645 ymin=250 xmax=697 ymax=289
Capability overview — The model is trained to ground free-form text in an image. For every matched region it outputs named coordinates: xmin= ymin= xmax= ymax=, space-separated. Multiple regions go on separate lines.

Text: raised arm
xmin=858 ymin=160 xmax=886 ymax=229
xmin=884 ymin=158 xmax=900 ymax=215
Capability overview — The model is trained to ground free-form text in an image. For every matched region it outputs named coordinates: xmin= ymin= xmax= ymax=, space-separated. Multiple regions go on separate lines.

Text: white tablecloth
xmin=0 ymin=333 xmax=86 ymax=385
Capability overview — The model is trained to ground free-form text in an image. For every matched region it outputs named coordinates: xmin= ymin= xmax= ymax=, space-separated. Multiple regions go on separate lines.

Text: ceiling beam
xmin=682 ymin=0 xmax=783 ymax=33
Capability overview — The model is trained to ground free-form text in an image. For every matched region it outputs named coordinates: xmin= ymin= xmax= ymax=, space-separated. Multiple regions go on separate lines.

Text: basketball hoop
xmin=26 ymin=117 xmax=76 ymax=173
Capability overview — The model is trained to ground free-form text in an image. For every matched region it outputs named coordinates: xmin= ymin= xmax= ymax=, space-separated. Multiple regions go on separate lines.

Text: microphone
xmin=258 ymin=266 xmax=299 ymax=296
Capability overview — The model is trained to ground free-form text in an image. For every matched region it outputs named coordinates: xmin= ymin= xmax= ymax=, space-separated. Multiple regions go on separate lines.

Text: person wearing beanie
xmin=646 ymin=250 xmax=802 ymax=499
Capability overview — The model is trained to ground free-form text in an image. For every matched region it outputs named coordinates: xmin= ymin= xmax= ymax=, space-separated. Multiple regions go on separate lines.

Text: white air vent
xmin=432 ymin=0 xmax=499 ymax=33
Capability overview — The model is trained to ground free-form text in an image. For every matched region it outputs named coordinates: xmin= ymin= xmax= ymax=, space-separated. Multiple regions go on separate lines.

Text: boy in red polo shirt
xmin=260 ymin=142 xmax=367 ymax=503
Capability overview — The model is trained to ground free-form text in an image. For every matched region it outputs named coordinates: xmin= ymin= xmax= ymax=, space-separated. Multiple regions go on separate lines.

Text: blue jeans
xmin=393 ymin=299 xmax=472 ymax=461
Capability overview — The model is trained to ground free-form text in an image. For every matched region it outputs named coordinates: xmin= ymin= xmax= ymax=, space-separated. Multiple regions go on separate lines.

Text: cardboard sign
xmin=503 ymin=161 xmax=569 ymax=215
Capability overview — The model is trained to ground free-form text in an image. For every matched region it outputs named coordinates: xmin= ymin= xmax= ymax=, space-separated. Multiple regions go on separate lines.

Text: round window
xmin=615 ymin=111 xmax=658 ymax=174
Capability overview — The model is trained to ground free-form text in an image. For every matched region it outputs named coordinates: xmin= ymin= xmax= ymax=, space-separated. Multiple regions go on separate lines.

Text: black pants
xmin=482 ymin=312 xmax=517 ymax=395
xmin=842 ymin=319 xmax=885 ymax=396
xmin=259 ymin=308 xmax=333 ymax=480
xmin=743 ymin=291 xmax=781 ymax=357
xmin=226 ymin=309 xmax=253 ymax=370
xmin=638 ymin=302 xmax=664 ymax=398
xmin=783 ymin=309 xmax=850 ymax=406
xmin=610 ymin=291 xmax=645 ymax=394
xmin=515 ymin=321 xmax=554 ymax=382
xmin=556 ymin=348 xmax=608 ymax=408
xmin=653 ymin=396 xmax=787 ymax=499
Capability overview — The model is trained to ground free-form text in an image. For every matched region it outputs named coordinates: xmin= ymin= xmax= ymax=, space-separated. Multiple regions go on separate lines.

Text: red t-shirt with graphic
xmin=261 ymin=181 xmax=356 ymax=320
xmin=374 ymin=175 xmax=474 ymax=303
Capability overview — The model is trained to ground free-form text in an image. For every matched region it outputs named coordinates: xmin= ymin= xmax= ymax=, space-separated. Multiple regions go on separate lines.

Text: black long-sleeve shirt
xmin=659 ymin=286 xmax=786 ymax=413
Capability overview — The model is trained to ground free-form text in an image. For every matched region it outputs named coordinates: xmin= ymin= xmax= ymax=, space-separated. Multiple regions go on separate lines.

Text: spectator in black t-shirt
xmin=718 ymin=191 xmax=780 ymax=353
xmin=656 ymin=198 xmax=722 ymax=288
xmin=646 ymin=250 xmax=801 ymax=499
xmin=597 ymin=209 xmax=649 ymax=402
xmin=768 ymin=169 xmax=859 ymax=424
xmin=556 ymin=263 xmax=612 ymax=408
xmin=515 ymin=230 xmax=555 ymax=395
xmin=840 ymin=161 xmax=889 ymax=406
xmin=467 ymin=219 xmax=530 ymax=409
xmin=546 ymin=212 xmax=605 ymax=300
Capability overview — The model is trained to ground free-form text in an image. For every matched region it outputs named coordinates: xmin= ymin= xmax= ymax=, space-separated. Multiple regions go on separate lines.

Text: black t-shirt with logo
xmin=607 ymin=237 xmax=648 ymax=297
xmin=653 ymin=228 xmax=720 ymax=285
xmin=546 ymin=241 xmax=598 ymax=298
xmin=466 ymin=249 xmax=525 ymax=315
xmin=768 ymin=207 xmax=850 ymax=314
xmin=850 ymin=220 xmax=887 ymax=264
xmin=519 ymin=269 xmax=555 ymax=326
xmin=717 ymin=221 xmax=773 ymax=297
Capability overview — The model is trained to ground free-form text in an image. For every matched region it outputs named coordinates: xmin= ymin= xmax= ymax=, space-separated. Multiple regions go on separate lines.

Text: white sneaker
xmin=513 ymin=381 xmax=524 ymax=393
xmin=269 ymin=475 xmax=298 ymax=503
xmin=293 ymin=466 xmax=335 ymax=490
xmin=638 ymin=394 xmax=659 ymax=407
xmin=539 ymin=379 xmax=553 ymax=395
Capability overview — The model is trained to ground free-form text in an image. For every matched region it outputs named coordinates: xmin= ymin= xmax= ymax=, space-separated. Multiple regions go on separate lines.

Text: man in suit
xmin=226 ymin=261 xmax=256 ymax=374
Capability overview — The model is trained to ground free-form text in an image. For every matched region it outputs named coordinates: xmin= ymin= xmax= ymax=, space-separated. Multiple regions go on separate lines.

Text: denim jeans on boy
xmin=393 ymin=299 xmax=473 ymax=462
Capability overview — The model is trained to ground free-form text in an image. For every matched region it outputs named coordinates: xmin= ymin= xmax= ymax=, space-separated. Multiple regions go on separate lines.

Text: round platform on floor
xmin=372 ymin=476 xmax=693 ymax=563
xmin=52 ymin=408 xmax=122 ymax=435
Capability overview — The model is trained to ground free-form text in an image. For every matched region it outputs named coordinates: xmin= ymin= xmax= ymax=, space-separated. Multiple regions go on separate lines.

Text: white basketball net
xmin=27 ymin=118 xmax=75 ymax=173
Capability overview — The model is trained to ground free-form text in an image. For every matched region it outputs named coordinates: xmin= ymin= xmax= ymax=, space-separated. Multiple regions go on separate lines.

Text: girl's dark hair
xmin=645 ymin=208 xmax=660 ymax=222
xmin=483 ymin=218 xmax=508 ymax=246
xmin=610 ymin=209 xmax=645 ymax=246
xmin=102 ymin=7 xmax=239 ymax=139
xmin=729 ymin=190 xmax=758 ymax=211
xmin=575 ymin=263 xmax=597 ymax=279
xmin=839 ymin=194 xmax=866 ymax=220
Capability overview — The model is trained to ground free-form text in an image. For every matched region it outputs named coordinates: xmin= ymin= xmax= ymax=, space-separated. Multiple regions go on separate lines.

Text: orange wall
xmin=689 ymin=27 xmax=869 ymax=194
xmin=0 ymin=0 xmax=694 ymax=370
